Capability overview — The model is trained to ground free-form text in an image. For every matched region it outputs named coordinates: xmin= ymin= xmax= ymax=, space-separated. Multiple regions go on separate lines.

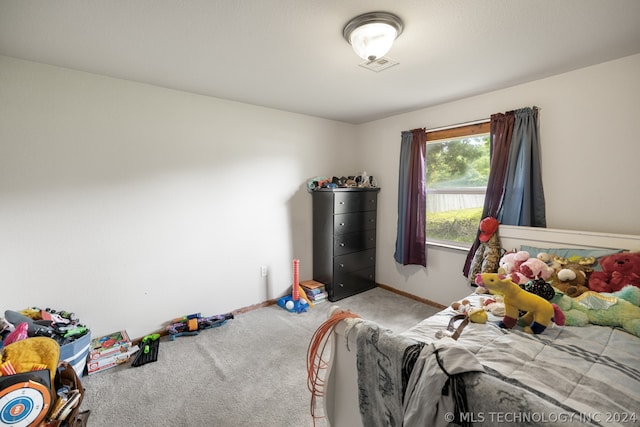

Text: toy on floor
xmin=166 ymin=312 xmax=234 ymax=336
xmin=475 ymin=273 xmax=563 ymax=334
xmin=131 ymin=334 xmax=160 ymax=367
xmin=4 ymin=307 xmax=89 ymax=346
xmin=0 ymin=337 xmax=61 ymax=426
xmin=277 ymin=295 xmax=309 ymax=313
xmin=278 ymin=259 xmax=312 ymax=313
xmin=3 ymin=322 xmax=29 ymax=346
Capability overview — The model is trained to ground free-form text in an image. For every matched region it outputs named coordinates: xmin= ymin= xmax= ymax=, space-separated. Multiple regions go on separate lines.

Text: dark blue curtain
xmin=498 ymin=107 xmax=546 ymax=226
xmin=463 ymin=107 xmax=545 ymax=277
xmin=394 ymin=128 xmax=427 ymax=266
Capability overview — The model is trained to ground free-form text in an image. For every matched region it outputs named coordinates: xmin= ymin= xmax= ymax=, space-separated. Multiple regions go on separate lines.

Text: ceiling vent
xmin=359 ymin=56 xmax=399 ymax=72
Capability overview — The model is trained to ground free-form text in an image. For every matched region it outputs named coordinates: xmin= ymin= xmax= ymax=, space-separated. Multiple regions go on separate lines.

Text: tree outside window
xmin=425 ymin=122 xmax=490 ymax=246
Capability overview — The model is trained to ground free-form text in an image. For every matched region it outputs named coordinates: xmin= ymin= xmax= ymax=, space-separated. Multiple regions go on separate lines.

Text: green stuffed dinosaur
xmin=551 ymin=285 xmax=640 ymax=337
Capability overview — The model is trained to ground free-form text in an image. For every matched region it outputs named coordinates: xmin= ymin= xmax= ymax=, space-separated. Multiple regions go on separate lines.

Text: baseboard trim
xmin=376 ymin=283 xmax=447 ymax=310
xmin=134 ymin=286 xmax=445 ymax=343
xmin=233 ymin=299 xmax=278 ymax=315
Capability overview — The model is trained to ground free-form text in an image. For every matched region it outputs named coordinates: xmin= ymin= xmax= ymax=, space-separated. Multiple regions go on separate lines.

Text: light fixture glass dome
xmin=343 ymin=12 xmax=403 ymax=62
xmin=349 ymin=23 xmax=397 ymax=61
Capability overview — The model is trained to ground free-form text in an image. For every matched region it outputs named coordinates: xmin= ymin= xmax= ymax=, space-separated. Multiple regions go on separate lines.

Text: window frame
xmin=425 ymin=120 xmax=490 ymax=250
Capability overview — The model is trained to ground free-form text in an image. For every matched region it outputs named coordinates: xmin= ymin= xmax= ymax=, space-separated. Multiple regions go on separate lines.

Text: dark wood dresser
xmin=312 ymin=187 xmax=380 ymax=301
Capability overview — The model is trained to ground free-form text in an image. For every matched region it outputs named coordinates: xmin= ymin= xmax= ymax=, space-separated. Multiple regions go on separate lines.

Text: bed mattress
xmin=397 ymin=293 xmax=640 ymax=427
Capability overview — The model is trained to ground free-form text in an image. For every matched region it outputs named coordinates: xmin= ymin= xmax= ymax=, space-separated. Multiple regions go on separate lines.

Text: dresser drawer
xmin=334 ymin=230 xmax=376 ymax=256
xmin=334 ymin=191 xmax=378 ymax=214
xmin=334 ymin=249 xmax=376 ymax=272
xmin=330 ymin=266 xmax=376 ymax=301
xmin=334 ymin=211 xmax=376 ymax=235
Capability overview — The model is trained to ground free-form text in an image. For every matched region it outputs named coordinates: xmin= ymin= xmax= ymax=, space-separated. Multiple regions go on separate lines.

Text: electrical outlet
xmin=260 ymin=265 xmax=268 ymax=277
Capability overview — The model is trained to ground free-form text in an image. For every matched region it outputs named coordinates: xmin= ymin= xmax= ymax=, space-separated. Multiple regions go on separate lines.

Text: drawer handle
xmin=339 ymin=222 xmax=345 ymax=226
xmin=339 ymin=263 xmax=344 ymax=268
xmin=339 ymin=243 xmax=345 ymax=247
xmin=369 ymin=219 xmax=375 ymax=223
xmin=339 ymin=201 xmax=345 ymax=205
xmin=339 ymin=283 xmax=344 ymax=288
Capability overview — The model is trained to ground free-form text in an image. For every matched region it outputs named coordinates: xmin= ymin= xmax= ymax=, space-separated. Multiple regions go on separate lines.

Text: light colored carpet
xmin=79 ymin=287 xmax=441 ymax=426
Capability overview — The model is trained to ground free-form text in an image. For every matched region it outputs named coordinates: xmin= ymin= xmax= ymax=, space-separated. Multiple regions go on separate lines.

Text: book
xmin=306 ymin=289 xmax=327 ymax=298
xmin=301 ymin=280 xmax=325 ymax=295
xmin=308 ymin=291 xmax=328 ymax=302
xmin=304 ymin=287 xmax=325 ymax=295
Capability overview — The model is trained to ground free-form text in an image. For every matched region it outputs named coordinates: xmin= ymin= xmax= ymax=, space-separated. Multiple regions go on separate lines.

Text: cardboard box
xmin=86 ymin=345 xmax=139 ymax=375
xmin=89 ymin=330 xmax=131 ymax=360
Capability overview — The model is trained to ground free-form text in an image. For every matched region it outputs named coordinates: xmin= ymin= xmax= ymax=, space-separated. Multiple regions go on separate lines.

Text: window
xmin=425 ymin=121 xmax=490 ymax=246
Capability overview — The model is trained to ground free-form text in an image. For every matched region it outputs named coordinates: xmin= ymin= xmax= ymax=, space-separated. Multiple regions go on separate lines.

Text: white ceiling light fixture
xmin=343 ymin=11 xmax=404 ymax=62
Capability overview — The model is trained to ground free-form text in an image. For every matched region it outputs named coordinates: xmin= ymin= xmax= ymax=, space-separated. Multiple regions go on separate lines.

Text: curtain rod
xmin=426 ymin=118 xmax=490 ymax=133
xmin=419 ymin=106 xmax=540 ymax=133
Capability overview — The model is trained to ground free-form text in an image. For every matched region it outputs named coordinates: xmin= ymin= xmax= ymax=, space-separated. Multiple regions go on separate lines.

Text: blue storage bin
xmin=59 ymin=332 xmax=91 ymax=377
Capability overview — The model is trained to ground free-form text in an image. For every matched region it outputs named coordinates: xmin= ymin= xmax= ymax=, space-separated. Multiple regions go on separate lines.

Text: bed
xmin=320 ymin=226 xmax=640 ymax=427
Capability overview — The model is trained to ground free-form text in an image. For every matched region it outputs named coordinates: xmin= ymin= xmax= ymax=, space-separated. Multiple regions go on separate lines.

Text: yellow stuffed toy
xmin=475 ymin=272 xmax=558 ymax=334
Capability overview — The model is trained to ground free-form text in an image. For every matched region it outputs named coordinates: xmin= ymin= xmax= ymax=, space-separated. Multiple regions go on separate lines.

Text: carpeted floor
xmin=79 ymin=287 xmax=441 ymax=426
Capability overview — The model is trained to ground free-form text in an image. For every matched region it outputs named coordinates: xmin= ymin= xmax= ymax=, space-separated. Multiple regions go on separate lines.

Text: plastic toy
xmin=166 ymin=312 xmax=234 ymax=335
xmin=132 ymin=333 xmax=160 ymax=367
xmin=277 ymin=295 xmax=309 ymax=313
xmin=278 ymin=259 xmax=312 ymax=313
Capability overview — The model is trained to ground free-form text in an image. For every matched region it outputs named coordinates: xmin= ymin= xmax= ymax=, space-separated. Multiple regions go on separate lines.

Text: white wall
xmin=357 ymin=53 xmax=640 ymax=305
xmin=2 ymin=54 xmax=639 ymax=338
xmin=0 ymin=56 xmax=357 ymax=338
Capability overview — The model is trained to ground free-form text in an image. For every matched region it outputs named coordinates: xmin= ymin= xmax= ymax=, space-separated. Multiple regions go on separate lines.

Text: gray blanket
xmin=351 ymin=293 xmax=640 ymax=427
xmin=346 ymin=319 xmax=423 ymax=427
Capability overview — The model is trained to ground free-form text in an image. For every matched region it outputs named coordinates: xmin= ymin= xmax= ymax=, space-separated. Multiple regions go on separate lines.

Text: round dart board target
xmin=0 ymin=375 xmax=51 ymax=427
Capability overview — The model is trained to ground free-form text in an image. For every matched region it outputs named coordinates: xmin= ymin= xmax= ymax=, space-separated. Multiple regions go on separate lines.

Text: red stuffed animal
xmin=588 ymin=252 xmax=640 ymax=293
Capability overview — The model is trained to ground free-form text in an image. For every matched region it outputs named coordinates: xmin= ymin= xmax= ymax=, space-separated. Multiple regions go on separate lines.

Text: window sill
xmin=426 ymin=240 xmax=471 ymax=252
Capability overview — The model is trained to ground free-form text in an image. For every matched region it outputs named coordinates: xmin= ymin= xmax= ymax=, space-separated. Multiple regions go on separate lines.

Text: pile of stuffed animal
xmin=451 ymin=248 xmax=640 ymax=337
xmin=499 ymin=249 xmax=640 ymax=297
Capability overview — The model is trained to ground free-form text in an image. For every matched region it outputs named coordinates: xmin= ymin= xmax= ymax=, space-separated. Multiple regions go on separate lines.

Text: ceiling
xmin=1 ymin=1 xmax=639 ymax=124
